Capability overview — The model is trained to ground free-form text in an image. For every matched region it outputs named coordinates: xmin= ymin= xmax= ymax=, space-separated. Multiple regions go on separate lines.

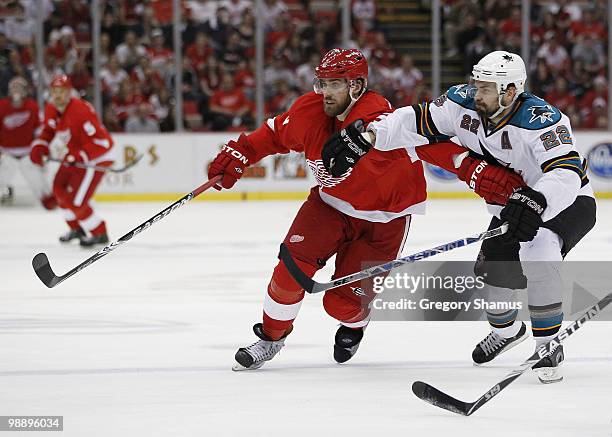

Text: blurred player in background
xmin=322 ymin=51 xmax=596 ymax=383
xmin=0 ymin=77 xmax=56 ymax=209
xmin=29 ymin=75 xmax=115 ymax=247
xmin=207 ymin=48 xmax=524 ymax=371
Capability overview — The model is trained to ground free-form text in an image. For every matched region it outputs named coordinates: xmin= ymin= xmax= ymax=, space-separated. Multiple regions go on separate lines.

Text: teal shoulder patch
xmin=445 ymin=84 xmax=477 ymax=111
xmin=509 ymin=93 xmax=562 ymax=130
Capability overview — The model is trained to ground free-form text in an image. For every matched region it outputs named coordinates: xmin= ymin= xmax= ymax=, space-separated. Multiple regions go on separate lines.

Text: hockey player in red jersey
xmin=29 ymin=75 xmax=114 ymax=247
xmin=0 ymin=77 xmax=56 ymax=209
xmin=208 ymin=49 xmax=524 ymax=370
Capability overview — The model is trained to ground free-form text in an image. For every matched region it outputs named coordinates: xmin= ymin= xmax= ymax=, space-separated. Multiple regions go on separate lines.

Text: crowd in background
xmin=444 ymin=0 xmax=609 ymax=128
xmin=0 ymin=0 xmax=608 ymax=132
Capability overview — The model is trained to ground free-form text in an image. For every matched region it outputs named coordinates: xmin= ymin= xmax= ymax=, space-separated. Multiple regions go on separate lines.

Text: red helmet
xmin=50 ymin=74 xmax=72 ymax=89
xmin=315 ymin=48 xmax=368 ymax=81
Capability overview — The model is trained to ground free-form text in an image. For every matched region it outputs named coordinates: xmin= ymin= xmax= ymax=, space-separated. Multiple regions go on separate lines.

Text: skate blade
xmin=231 ymin=361 xmax=264 ymax=372
xmin=534 ymin=366 xmax=563 ymax=384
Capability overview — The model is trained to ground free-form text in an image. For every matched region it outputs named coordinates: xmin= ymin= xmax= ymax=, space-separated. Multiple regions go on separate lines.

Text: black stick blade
xmin=32 ymin=253 xmax=61 ymax=288
xmin=412 ymin=381 xmax=471 ymax=416
xmin=278 ymin=243 xmax=315 ymax=293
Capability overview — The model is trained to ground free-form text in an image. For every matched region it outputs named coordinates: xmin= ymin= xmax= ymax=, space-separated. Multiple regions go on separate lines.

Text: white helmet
xmin=472 ymin=51 xmax=526 ymax=117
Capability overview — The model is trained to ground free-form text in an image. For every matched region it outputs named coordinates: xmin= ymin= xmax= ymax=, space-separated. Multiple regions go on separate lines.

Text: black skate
xmin=59 ymin=227 xmax=85 ymax=243
xmin=334 ymin=325 xmax=365 ymax=363
xmin=533 ymin=344 xmax=564 ymax=384
xmin=233 ymin=323 xmax=291 ymax=371
xmin=472 ymin=322 xmax=528 ymax=365
xmin=80 ymin=233 xmax=109 ymax=247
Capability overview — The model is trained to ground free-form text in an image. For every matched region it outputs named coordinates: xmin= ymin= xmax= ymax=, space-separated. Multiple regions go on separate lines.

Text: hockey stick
xmin=279 ymin=223 xmax=508 ymax=294
xmin=47 ymin=154 xmax=143 ymax=173
xmin=31 ymin=175 xmax=222 ymax=288
xmin=412 ymin=291 xmax=612 ymax=416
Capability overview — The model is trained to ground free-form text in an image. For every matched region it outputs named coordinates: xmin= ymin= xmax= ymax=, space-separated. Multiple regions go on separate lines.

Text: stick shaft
xmin=47 ymin=155 xmax=142 ymax=173
xmin=32 ymin=176 xmax=221 ymax=287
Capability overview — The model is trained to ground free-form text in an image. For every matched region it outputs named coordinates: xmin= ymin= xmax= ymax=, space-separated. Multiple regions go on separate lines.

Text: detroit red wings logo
xmin=306 ymin=159 xmax=352 ymax=187
xmin=3 ymin=111 xmax=30 ymax=129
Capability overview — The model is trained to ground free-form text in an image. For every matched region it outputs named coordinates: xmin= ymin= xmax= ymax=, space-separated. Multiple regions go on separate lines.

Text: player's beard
xmin=475 ymin=101 xmax=498 ymax=119
xmin=323 ymin=94 xmax=350 ymax=117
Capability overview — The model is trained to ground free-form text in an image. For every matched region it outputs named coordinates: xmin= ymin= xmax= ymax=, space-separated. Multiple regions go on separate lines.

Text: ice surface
xmin=2 ymin=199 xmax=612 ymax=436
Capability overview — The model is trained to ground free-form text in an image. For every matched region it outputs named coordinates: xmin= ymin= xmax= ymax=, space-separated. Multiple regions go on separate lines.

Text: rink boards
xmin=9 ymin=131 xmax=612 ymax=202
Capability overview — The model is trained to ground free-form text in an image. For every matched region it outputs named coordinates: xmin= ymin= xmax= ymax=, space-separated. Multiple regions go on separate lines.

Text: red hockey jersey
xmin=246 ymin=91 xmax=463 ymax=222
xmin=0 ymin=97 xmax=39 ymax=157
xmin=33 ymin=98 xmax=114 ymax=163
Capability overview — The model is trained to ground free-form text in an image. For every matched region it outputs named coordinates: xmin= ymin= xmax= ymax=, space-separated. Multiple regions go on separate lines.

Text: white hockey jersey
xmin=369 ymin=85 xmax=593 ymax=222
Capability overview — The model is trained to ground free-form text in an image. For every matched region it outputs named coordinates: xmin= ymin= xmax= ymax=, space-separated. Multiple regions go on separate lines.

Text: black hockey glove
xmin=500 ymin=186 xmax=547 ymax=242
xmin=322 ymin=119 xmax=372 ymax=177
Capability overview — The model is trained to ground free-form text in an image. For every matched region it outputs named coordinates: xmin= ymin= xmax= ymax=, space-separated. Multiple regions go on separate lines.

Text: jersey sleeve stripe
xmin=411 ymin=102 xmax=450 ymax=144
xmin=540 ymin=151 xmax=590 ymax=186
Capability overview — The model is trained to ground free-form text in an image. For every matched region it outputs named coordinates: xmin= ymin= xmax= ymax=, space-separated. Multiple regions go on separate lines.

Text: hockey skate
xmin=334 ymin=325 xmax=365 ymax=363
xmin=232 ymin=323 xmax=291 ymax=371
xmin=59 ymin=227 xmax=85 ymax=243
xmin=533 ymin=344 xmax=564 ymax=384
xmin=472 ymin=322 xmax=528 ymax=365
xmin=80 ymin=233 xmax=109 ymax=247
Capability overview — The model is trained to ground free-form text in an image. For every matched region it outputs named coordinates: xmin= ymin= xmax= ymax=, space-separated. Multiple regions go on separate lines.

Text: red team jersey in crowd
xmin=0 ymin=97 xmax=40 ymax=156
xmin=33 ymin=97 xmax=114 ymax=163
xmin=245 ymin=91 xmax=462 ymax=222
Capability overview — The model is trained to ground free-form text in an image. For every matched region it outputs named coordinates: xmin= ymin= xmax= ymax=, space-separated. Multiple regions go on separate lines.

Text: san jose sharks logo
xmin=502 ymin=54 xmax=513 ymax=62
xmin=528 ymin=105 xmax=556 ymax=124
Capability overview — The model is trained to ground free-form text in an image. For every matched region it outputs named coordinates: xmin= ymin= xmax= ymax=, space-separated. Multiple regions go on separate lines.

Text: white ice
xmin=2 ymin=199 xmax=612 ymax=437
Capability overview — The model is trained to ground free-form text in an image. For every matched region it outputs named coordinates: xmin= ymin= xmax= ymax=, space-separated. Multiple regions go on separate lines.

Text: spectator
xmin=263 ymin=56 xmax=296 ymax=95
xmin=187 ymin=0 xmax=218 ymax=27
xmin=31 ymin=53 xmax=63 ymax=91
xmin=499 ymin=7 xmax=521 ymax=38
xmin=530 ymin=57 xmax=554 ymax=97
xmin=46 ymin=26 xmax=78 ymax=74
xmin=104 ymin=105 xmax=123 ymax=132
xmin=125 ymin=103 xmax=160 ymax=133
xmin=456 ymin=14 xmax=485 ymax=57
xmin=115 ymin=30 xmax=147 ymax=70
xmin=69 ymin=59 xmax=92 ymax=98
xmin=234 ymin=58 xmax=255 ymax=99
xmin=582 ymin=98 xmax=608 ymax=129
xmin=535 ymin=32 xmax=570 ymax=74
xmin=266 ymin=79 xmax=296 ymax=116
xmin=571 ymin=35 xmax=605 ymax=76
xmin=100 ymin=55 xmax=128 ymax=96
xmin=544 ymin=77 xmax=576 ymax=114
xmin=149 ymin=86 xmax=174 ymax=131
xmin=236 ymin=8 xmax=255 ymax=54
xmin=261 ymin=0 xmax=288 ymax=31
xmin=4 ymin=4 xmax=35 ymax=46
xmin=147 ymin=28 xmax=173 ymax=74
xmin=391 ymin=54 xmax=423 ymax=91
xmin=464 ymin=33 xmax=491 ymax=76
xmin=579 ymin=76 xmax=608 ymax=120
xmin=209 ymin=72 xmax=252 ymax=131
xmin=206 ymin=6 xmax=232 ymax=49
xmin=221 ymin=0 xmax=252 ymax=26
xmin=219 ymin=31 xmax=246 ymax=72
xmin=111 ymin=79 xmax=145 ymax=125
xmin=569 ymin=8 xmax=606 ymax=43
xmin=186 ymin=31 xmax=213 ymax=71
xmin=352 ymin=0 xmax=376 ymax=33
xmin=295 ymin=52 xmax=321 ymax=93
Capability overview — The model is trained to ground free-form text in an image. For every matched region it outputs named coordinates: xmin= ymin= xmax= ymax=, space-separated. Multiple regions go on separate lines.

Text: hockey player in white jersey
xmin=320 ymin=51 xmax=597 ymax=383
